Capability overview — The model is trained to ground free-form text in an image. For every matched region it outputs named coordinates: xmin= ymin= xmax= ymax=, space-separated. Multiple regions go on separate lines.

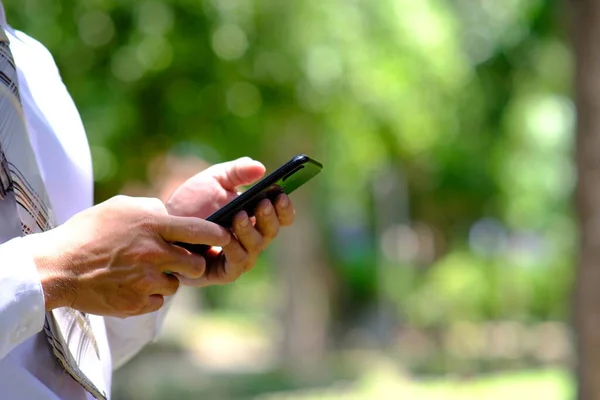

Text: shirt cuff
xmin=0 ymin=236 xmax=45 ymax=355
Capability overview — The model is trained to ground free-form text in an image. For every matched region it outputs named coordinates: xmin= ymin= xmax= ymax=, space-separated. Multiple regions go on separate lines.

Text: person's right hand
xmin=28 ymin=195 xmax=231 ymax=318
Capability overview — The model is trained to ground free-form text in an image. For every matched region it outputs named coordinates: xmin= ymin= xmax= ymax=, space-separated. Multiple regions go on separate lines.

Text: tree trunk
xmin=572 ymin=0 xmax=600 ymax=398
xmin=272 ymin=187 xmax=331 ymax=380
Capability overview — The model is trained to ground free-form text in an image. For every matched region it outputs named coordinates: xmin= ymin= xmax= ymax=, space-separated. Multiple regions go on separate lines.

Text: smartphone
xmin=174 ymin=154 xmax=323 ymax=254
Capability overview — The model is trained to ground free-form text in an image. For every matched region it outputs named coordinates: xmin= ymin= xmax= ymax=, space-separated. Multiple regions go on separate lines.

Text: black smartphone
xmin=174 ymin=154 xmax=323 ymax=254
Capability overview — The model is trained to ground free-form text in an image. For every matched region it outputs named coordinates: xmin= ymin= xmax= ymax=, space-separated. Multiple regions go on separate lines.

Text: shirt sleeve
xmin=103 ymin=295 xmax=175 ymax=370
xmin=0 ymin=235 xmax=46 ymax=360
xmin=0 ymin=227 xmax=177 ymax=370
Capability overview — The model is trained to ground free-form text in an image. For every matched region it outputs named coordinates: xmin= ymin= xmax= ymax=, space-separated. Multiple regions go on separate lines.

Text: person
xmin=0 ymin=2 xmax=295 ymax=399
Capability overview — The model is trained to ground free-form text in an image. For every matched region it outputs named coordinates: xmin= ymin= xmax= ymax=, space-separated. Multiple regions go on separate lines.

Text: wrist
xmin=27 ymin=230 xmax=76 ymax=311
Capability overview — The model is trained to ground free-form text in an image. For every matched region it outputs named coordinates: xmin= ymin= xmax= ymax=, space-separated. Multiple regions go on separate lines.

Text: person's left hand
xmin=165 ymin=157 xmax=295 ymax=287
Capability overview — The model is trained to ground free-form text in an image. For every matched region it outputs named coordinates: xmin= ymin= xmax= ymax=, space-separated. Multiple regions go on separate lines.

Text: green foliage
xmin=5 ymin=0 xmax=572 ymax=324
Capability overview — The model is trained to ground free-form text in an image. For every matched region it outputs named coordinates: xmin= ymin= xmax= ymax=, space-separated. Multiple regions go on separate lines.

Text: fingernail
xmin=263 ymin=202 xmax=273 ymax=215
xmin=239 ymin=213 xmax=250 ymax=228
xmin=279 ymin=195 xmax=289 ymax=208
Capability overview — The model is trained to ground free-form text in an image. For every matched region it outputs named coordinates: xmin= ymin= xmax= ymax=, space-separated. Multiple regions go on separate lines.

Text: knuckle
xmin=165 ymin=279 xmax=180 ymax=296
xmin=226 ymin=246 xmax=249 ymax=269
xmin=122 ymin=297 xmax=147 ymax=316
xmin=222 ymin=273 xmax=237 ymax=284
xmin=112 ymin=194 xmax=129 ymax=203
xmin=228 ymin=251 xmax=248 ymax=269
xmin=264 ymin=225 xmax=279 ymax=240
xmin=185 ymin=223 xmax=200 ymax=239
xmin=105 ymin=195 xmax=128 ymax=210
xmin=137 ymin=196 xmax=162 ymax=209
xmin=148 ymin=243 xmax=167 ymax=262
xmin=251 ymin=235 xmax=264 ymax=251
xmin=218 ymin=256 xmax=242 ymax=283
xmin=138 ymin=213 xmax=158 ymax=232
xmin=136 ymin=243 xmax=161 ymax=264
xmin=133 ymin=271 xmax=158 ymax=293
xmin=136 ymin=199 xmax=167 ymax=227
xmin=147 ymin=197 xmax=166 ymax=211
xmin=188 ymin=258 xmax=206 ymax=279
xmin=148 ymin=295 xmax=165 ymax=312
xmin=226 ymin=269 xmax=244 ymax=284
xmin=117 ymin=195 xmax=139 ymax=209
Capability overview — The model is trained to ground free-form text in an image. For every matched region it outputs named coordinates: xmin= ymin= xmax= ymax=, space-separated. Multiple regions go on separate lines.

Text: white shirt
xmin=0 ymin=3 xmax=172 ymax=399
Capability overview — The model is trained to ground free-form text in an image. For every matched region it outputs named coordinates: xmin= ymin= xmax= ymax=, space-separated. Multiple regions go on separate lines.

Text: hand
xmin=165 ymin=157 xmax=295 ymax=287
xmin=29 ymin=195 xmax=231 ymax=317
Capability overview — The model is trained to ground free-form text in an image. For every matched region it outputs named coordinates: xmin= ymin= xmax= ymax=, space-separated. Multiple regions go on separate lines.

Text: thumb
xmin=210 ymin=157 xmax=266 ymax=190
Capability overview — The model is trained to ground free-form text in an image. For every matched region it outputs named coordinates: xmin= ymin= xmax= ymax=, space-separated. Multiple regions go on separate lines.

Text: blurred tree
xmin=571 ymin=0 xmax=600 ymax=398
xmin=4 ymin=0 xmax=577 ymax=381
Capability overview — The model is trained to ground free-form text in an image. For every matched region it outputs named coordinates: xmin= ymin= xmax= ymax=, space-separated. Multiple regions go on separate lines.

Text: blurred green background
xmin=5 ymin=0 xmax=577 ymax=398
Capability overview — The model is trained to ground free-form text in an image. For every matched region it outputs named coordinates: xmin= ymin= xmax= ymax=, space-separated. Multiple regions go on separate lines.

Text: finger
xmin=232 ymin=211 xmax=264 ymax=253
xmin=171 ymin=272 xmax=204 ymax=287
xmin=144 ymin=294 xmax=165 ymax=314
xmin=254 ymin=199 xmax=280 ymax=244
xmin=274 ymin=194 xmax=295 ymax=226
xmin=127 ymin=294 xmax=167 ymax=316
xmin=156 ymin=215 xmax=231 ymax=246
xmin=222 ymin=237 xmax=249 ymax=273
xmin=187 ymin=240 xmax=247 ymax=285
xmin=160 ymin=243 xmax=207 ymax=279
xmin=151 ymin=272 xmax=180 ymax=297
xmin=215 ymin=239 xmax=250 ymax=280
xmin=208 ymin=157 xmax=266 ymax=190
